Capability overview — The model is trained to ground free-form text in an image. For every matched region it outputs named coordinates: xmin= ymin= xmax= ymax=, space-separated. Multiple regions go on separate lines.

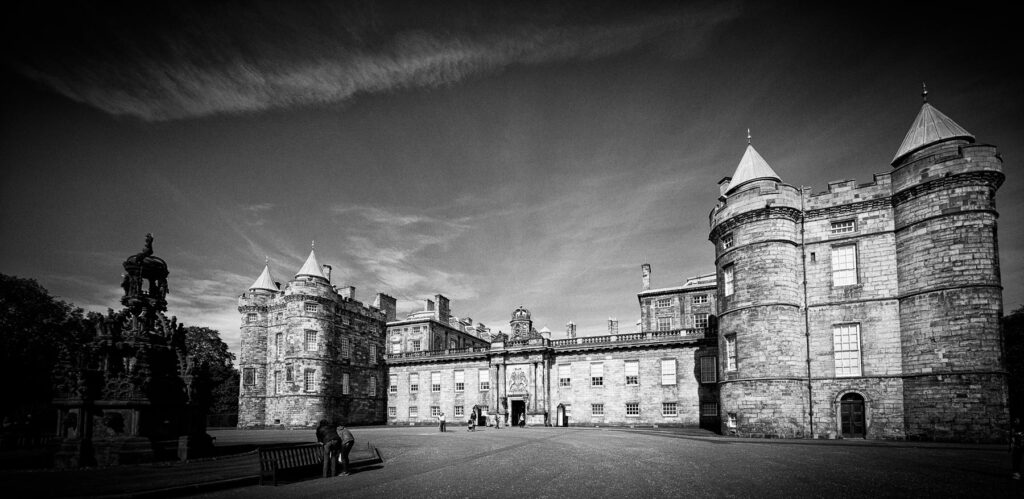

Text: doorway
xmin=511 ymin=400 xmax=525 ymax=427
xmin=556 ymin=404 xmax=568 ymax=427
xmin=840 ymin=393 xmax=866 ymax=438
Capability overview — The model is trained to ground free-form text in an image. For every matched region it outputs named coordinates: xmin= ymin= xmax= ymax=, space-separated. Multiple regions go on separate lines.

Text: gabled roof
xmin=726 ymin=143 xmax=781 ymax=195
xmin=249 ymin=264 xmax=278 ymax=291
xmin=891 ymin=101 xmax=974 ymax=165
xmin=295 ymin=249 xmax=326 ymax=279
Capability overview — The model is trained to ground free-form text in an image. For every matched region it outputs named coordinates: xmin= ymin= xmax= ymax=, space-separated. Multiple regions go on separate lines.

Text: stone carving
xmin=509 ymin=368 xmax=528 ymax=394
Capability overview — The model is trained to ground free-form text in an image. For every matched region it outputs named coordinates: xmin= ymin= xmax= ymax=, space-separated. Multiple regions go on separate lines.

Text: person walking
xmin=1011 ymin=417 xmax=1024 ymax=480
xmin=468 ymin=410 xmax=476 ymax=432
xmin=337 ymin=423 xmax=355 ymax=476
xmin=437 ymin=411 xmax=446 ymax=432
xmin=315 ymin=419 xmax=341 ymax=478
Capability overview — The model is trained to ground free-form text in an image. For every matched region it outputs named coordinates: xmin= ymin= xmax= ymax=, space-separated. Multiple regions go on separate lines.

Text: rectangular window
xmin=368 ymin=375 xmax=376 ymax=395
xmin=247 ymin=312 xmax=258 ymax=323
xmin=275 ymin=333 xmax=283 ymax=359
xmin=663 ymin=402 xmax=678 ymax=416
xmin=454 ymin=370 xmax=465 ymax=392
xmin=693 ymin=313 xmax=709 ymax=329
xmin=389 ymin=374 xmax=398 ymax=394
xmin=304 ymin=330 xmax=318 ymax=352
xmin=624 ymin=361 xmax=639 ymax=386
xmin=410 ymin=406 xmax=418 ymax=418
xmin=285 ymin=365 xmax=293 ymax=382
xmin=832 ymin=245 xmax=858 ymax=286
xmin=590 ymin=363 xmax=604 ymax=387
xmin=626 ymin=402 xmax=640 ymax=416
xmin=591 ymin=403 xmax=604 ymax=416
xmin=727 ymin=413 xmax=737 ymax=428
xmin=304 ymin=369 xmax=317 ymax=392
xmin=304 ymin=303 xmax=318 ymax=313
xmin=391 ymin=343 xmax=401 ymax=354
xmin=243 ymin=367 xmax=255 ymax=386
xmin=558 ymin=365 xmax=571 ymax=387
xmin=479 ymin=369 xmax=490 ymax=391
xmin=342 ymin=337 xmax=351 ymax=359
xmin=412 ymin=339 xmax=421 ymax=351
xmin=830 ymin=220 xmax=856 ymax=234
xmin=661 ymin=359 xmax=677 ymax=385
xmin=657 ymin=317 xmax=672 ymax=331
xmin=722 ymin=233 xmax=734 ymax=250
xmin=655 ymin=298 xmax=671 ymax=308
xmin=410 ymin=373 xmax=419 ymax=392
xmin=833 ymin=323 xmax=862 ymax=377
xmin=369 ymin=344 xmax=377 ymax=364
xmin=700 ymin=402 xmax=719 ymax=417
xmin=723 ymin=264 xmax=735 ymax=296
xmin=726 ymin=335 xmax=737 ymax=371
xmin=342 ymin=373 xmax=350 ymax=395
xmin=430 ymin=406 xmax=441 ymax=418
xmin=274 ymin=371 xmax=280 ymax=394
xmin=700 ymin=357 xmax=717 ymax=383
xmin=455 ymin=406 xmax=464 ymax=417
xmin=692 ymin=294 xmax=708 ymax=304
xmin=431 ymin=372 xmax=441 ymax=392
xmin=388 ymin=407 xmax=397 ymax=418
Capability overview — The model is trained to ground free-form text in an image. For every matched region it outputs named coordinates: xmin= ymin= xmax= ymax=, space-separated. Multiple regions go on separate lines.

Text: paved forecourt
xmin=195 ymin=426 xmax=1023 ymax=498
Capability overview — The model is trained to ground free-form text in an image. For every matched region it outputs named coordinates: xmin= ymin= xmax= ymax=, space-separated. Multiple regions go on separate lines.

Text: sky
xmin=2 ymin=1 xmax=1022 ymax=360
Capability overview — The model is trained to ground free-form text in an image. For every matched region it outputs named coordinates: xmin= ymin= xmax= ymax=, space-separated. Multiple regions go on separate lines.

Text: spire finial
xmin=311 ymin=240 xmax=315 ymax=249
xmin=265 ymin=255 xmax=269 ymax=265
xmin=747 ymin=128 xmax=752 ymax=145
xmin=922 ymin=82 xmax=928 ymax=103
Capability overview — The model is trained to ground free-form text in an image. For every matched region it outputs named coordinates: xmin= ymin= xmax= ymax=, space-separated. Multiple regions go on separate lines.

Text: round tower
xmin=237 ymin=261 xmax=277 ymax=428
xmin=709 ymin=136 xmax=809 ymax=437
xmin=890 ymin=89 xmax=1007 ymax=440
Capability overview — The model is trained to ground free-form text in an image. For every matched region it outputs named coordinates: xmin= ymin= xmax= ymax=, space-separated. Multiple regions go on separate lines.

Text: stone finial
xmin=922 ymin=82 xmax=928 ymax=103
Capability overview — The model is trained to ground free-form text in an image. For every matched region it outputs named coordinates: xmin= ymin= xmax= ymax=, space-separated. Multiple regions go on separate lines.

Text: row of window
xmin=242 ymin=367 xmax=380 ymax=394
xmin=245 ymin=302 xmax=327 ymax=323
xmin=723 ymin=323 xmax=862 ymax=376
xmin=653 ymin=295 xmax=709 ymax=309
xmin=721 ymin=243 xmax=860 ymax=297
xmin=720 ymin=221 xmax=858 ymax=253
xmin=387 ymin=402 xmax=720 ymax=419
xmin=655 ymin=314 xmax=708 ymax=331
xmin=391 ymin=405 xmax=478 ymax=419
xmin=270 ymin=332 xmax=378 ymax=363
xmin=558 ymin=359 xmax=693 ymax=386
xmin=392 ymin=370 xmax=491 ymax=393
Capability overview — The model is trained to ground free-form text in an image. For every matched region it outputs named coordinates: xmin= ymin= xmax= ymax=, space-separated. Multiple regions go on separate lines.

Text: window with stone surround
xmin=657 ymin=317 xmax=672 ymax=331
xmin=663 ymin=402 xmax=678 ymax=416
xmin=389 ymin=374 xmax=397 ymax=394
xmin=831 ymin=244 xmax=858 ymax=286
xmin=275 ymin=333 xmax=283 ymax=359
xmin=410 ymin=406 xmax=418 ymax=418
xmin=722 ymin=233 xmax=734 ymax=250
xmin=342 ymin=337 xmax=351 ymax=358
xmin=391 ymin=342 xmax=401 ymax=354
xmin=304 ymin=369 xmax=317 ymax=392
xmin=369 ymin=344 xmax=377 ymax=364
xmin=368 ymin=375 xmax=376 ymax=395
xmin=478 ymin=369 xmax=490 ymax=391
xmin=342 ymin=373 xmax=350 ymax=395
xmin=693 ymin=313 xmax=709 ymax=329
xmin=455 ymin=406 xmax=465 ymax=417
xmin=700 ymin=402 xmax=719 ymax=417
xmin=660 ymin=359 xmax=676 ymax=385
xmin=247 ymin=312 xmax=258 ymax=323
xmin=830 ymin=220 xmax=856 ymax=234
xmin=388 ymin=406 xmax=396 ymax=418
xmin=273 ymin=371 xmax=280 ymax=394
xmin=410 ymin=373 xmax=419 ymax=392
xmin=655 ymin=298 xmax=671 ymax=308
xmin=558 ymin=365 xmax=570 ymax=387
xmin=723 ymin=264 xmax=735 ymax=296
xmin=431 ymin=371 xmax=441 ymax=392
xmin=304 ymin=302 xmax=318 ymax=313
xmin=285 ymin=365 xmax=293 ymax=382
xmin=700 ymin=357 xmax=717 ymax=383
xmin=693 ymin=294 xmax=708 ymax=304
xmin=624 ymin=361 xmax=639 ymax=386
xmin=725 ymin=335 xmax=737 ymax=371
xmin=590 ymin=363 xmax=604 ymax=387
xmin=430 ymin=406 xmax=441 ymax=418
xmin=412 ymin=339 xmax=421 ymax=351
xmin=454 ymin=370 xmax=465 ymax=392
xmin=626 ymin=402 xmax=640 ymax=416
xmin=833 ymin=323 xmax=862 ymax=377
xmin=304 ymin=330 xmax=318 ymax=352
xmin=243 ymin=367 xmax=255 ymax=386
xmin=591 ymin=403 xmax=604 ymax=416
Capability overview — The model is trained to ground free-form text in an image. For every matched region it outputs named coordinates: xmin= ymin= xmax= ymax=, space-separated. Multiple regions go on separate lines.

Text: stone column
xmin=532 ymin=362 xmax=538 ymax=412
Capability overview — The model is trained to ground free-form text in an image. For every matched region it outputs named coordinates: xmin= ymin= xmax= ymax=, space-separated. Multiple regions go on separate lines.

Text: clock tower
xmin=509 ymin=306 xmax=532 ymax=341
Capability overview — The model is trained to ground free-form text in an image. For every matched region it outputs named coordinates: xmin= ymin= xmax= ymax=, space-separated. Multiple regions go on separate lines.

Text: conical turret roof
xmin=296 ymin=249 xmax=326 ymax=279
xmin=891 ymin=101 xmax=974 ymax=166
xmin=249 ymin=263 xmax=278 ymax=291
xmin=726 ymin=141 xmax=781 ymax=195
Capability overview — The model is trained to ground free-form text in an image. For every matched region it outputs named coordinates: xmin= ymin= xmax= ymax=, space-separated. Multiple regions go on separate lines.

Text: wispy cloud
xmin=5 ymin=1 xmax=740 ymax=120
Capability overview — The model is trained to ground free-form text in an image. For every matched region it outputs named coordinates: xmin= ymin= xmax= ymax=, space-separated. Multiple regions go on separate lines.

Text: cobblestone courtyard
xmin=197 ymin=426 xmax=1022 ymax=498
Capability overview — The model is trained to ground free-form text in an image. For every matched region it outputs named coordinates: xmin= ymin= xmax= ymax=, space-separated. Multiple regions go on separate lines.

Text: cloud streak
xmin=5 ymin=1 xmax=739 ymax=120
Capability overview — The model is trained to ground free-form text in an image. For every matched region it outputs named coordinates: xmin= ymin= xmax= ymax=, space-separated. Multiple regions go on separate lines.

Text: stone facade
xmin=708 ymin=96 xmax=1008 ymax=441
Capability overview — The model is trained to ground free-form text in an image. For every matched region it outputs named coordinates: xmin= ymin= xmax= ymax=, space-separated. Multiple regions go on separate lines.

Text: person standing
xmin=519 ymin=413 xmax=525 ymax=428
xmin=1011 ymin=417 xmax=1024 ymax=480
xmin=468 ymin=410 xmax=476 ymax=432
xmin=316 ymin=419 xmax=341 ymax=478
xmin=437 ymin=411 xmax=446 ymax=432
xmin=337 ymin=423 xmax=355 ymax=476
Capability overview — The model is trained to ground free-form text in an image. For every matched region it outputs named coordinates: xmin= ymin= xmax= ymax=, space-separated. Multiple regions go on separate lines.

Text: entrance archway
xmin=840 ymin=393 xmax=866 ymax=438
xmin=555 ymin=404 xmax=567 ymax=427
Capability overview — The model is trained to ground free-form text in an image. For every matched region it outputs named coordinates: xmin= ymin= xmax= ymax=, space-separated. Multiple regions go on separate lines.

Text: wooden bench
xmin=257 ymin=443 xmax=324 ymax=485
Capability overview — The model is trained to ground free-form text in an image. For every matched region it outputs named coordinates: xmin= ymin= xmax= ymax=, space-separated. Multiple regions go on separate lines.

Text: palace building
xmin=238 ymin=91 xmax=1008 ymax=441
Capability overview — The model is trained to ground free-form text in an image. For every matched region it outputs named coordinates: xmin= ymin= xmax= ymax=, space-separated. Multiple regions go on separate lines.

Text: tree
xmin=1005 ymin=305 xmax=1024 ymax=419
xmin=184 ymin=326 xmax=238 ymax=416
xmin=0 ymin=274 xmax=85 ymax=424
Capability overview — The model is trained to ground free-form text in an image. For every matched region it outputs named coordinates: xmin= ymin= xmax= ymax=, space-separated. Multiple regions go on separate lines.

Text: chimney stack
xmin=566 ymin=321 xmax=577 ymax=339
xmin=608 ymin=317 xmax=619 ymax=335
xmin=641 ymin=263 xmax=651 ymax=291
xmin=321 ymin=264 xmax=332 ymax=283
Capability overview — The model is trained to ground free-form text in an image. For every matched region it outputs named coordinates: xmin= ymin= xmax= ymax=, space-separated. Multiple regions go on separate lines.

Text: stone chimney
xmin=718 ymin=176 xmax=732 ymax=197
xmin=373 ymin=293 xmax=397 ymax=322
xmin=566 ymin=321 xmax=576 ymax=339
xmin=425 ymin=298 xmax=435 ymax=312
xmin=434 ymin=294 xmax=450 ymax=323
xmin=607 ymin=317 xmax=619 ymax=335
xmin=340 ymin=286 xmax=355 ymax=300
xmin=642 ymin=263 xmax=651 ymax=291
xmin=321 ymin=264 xmax=332 ymax=283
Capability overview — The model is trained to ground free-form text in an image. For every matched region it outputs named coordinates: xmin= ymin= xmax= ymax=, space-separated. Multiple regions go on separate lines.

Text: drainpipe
xmin=801 ymin=186 xmax=814 ymax=438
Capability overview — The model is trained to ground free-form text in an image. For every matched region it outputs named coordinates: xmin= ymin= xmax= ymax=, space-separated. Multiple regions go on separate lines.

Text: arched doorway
xmin=840 ymin=393 xmax=866 ymax=438
xmin=555 ymin=404 xmax=568 ymax=427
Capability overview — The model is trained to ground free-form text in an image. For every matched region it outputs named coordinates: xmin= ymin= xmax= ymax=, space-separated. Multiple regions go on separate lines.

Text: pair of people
xmin=316 ymin=419 xmax=355 ymax=478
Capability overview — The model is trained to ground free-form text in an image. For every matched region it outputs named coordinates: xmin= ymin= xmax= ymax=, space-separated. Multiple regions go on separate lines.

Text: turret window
xmin=342 ymin=373 xmax=350 ymax=395
xmin=304 ymin=330 xmax=318 ymax=352
xmin=368 ymin=375 xmax=376 ymax=395
xmin=722 ymin=233 xmax=734 ymax=250
xmin=369 ymin=344 xmax=377 ymax=364
xmin=725 ymin=335 xmax=737 ymax=371
xmin=723 ymin=264 xmax=735 ymax=296
xmin=304 ymin=303 xmax=318 ymax=313
xmin=831 ymin=245 xmax=858 ymax=286
xmin=303 ymin=369 xmax=317 ymax=392
xmin=275 ymin=333 xmax=283 ymax=359
xmin=247 ymin=313 xmax=258 ymax=323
